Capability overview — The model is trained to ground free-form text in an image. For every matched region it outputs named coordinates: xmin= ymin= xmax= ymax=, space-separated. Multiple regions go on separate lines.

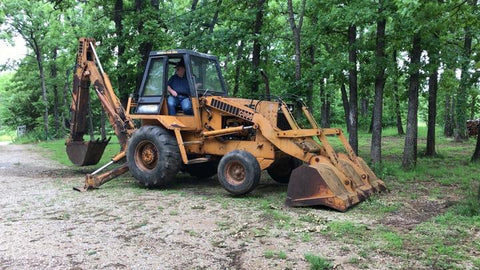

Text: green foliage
xmin=453 ymin=189 xmax=480 ymax=217
xmin=381 ymin=231 xmax=404 ymax=250
xmin=323 ymin=221 xmax=367 ymax=241
xmin=0 ymin=0 xmax=478 ymax=143
xmin=263 ymin=250 xmax=287 ymax=260
xmin=37 ymin=136 xmax=120 ymax=166
xmin=304 ymin=253 xmax=333 ymax=270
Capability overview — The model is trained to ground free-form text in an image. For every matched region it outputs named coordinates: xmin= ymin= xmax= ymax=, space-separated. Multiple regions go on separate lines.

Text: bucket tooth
xmin=286 ymin=164 xmax=361 ymax=212
xmin=336 ymin=153 xmax=375 ymax=195
xmin=357 ymin=157 xmax=387 ymax=192
xmin=66 ymin=138 xmax=110 ymax=166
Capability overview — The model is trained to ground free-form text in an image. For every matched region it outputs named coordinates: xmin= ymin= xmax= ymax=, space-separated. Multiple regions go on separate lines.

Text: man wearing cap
xmin=167 ymin=60 xmax=193 ymax=115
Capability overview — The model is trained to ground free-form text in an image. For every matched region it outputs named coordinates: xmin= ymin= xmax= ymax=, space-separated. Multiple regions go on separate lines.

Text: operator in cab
xmin=167 ymin=60 xmax=193 ymax=115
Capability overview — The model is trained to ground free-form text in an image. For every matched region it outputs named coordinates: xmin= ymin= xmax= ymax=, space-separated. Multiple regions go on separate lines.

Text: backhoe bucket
xmin=286 ymin=163 xmax=364 ymax=212
xmin=66 ymin=138 xmax=110 ymax=166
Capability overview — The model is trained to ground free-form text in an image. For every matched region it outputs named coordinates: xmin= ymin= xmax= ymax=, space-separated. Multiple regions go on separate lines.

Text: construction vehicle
xmin=66 ymin=38 xmax=386 ymax=212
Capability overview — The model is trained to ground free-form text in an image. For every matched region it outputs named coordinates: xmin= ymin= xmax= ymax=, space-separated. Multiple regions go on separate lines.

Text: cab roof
xmin=149 ymin=49 xmax=218 ymax=61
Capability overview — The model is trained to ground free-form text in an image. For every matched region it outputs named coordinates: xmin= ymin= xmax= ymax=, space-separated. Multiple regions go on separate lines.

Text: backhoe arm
xmin=67 ymin=37 xmax=136 ymax=191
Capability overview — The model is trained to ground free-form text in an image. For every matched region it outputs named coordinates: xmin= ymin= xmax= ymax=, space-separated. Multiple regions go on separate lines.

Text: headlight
xmin=136 ymin=104 xmax=160 ymax=114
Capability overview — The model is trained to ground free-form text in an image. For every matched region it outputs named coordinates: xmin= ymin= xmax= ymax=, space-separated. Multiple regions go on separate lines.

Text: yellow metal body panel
xmin=124 ymin=69 xmax=386 ymax=211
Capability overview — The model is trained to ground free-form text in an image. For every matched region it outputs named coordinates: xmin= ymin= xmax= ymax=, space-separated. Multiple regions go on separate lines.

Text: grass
xmin=25 ymin=125 xmax=480 ymax=269
xmin=37 ymin=135 xmax=121 ymax=166
xmin=0 ymin=129 xmax=15 ymax=142
xmin=304 ymin=253 xmax=333 ymax=270
xmin=263 ymin=250 xmax=287 ymax=260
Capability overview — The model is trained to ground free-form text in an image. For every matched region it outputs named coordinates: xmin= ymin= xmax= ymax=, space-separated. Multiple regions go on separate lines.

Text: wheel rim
xmin=135 ymin=140 xmax=158 ymax=171
xmin=224 ymin=161 xmax=246 ymax=185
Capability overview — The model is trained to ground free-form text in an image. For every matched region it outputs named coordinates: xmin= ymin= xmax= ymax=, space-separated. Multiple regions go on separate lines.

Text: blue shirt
xmin=168 ymin=74 xmax=190 ymax=96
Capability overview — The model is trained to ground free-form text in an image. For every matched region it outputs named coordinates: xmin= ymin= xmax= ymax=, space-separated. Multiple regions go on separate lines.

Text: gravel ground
xmin=0 ymin=143 xmax=426 ymax=269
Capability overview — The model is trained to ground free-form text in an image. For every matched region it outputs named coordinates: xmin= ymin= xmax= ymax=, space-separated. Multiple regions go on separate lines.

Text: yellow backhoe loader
xmin=66 ymin=38 xmax=386 ymax=211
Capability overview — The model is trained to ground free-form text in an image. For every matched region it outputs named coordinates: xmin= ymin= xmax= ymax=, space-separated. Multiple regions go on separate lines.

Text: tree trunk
xmin=360 ymin=98 xmax=368 ymax=117
xmin=470 ymin=94 xmax=477 ymax=120
xmin=402 ymin=33 xmax=422 ymax=170
xmin=209 ymin=0 xmax=221 ymax=34
xmin=348 ymin=24 xmax=358 ymax=154
xmin=33 ymin=39 xmax=48 ymax=140
xmin=251 ymin=0 xmax=266 ymax=93
xmin=471 ymin=125 xmax=480 ymax=162
xmin=371 ymin=15 xmax=386 ymax=164
xmin=444 ymin=96 xmax=454 ymax=137
xmin=425 ymin=60 xmax=439 ymax=156
xmin=233 ymin=40 xmax=244 ymax=96
xmin=320 ymin=79 xmax=330 ymax=128
xmin=392 ymin=50 xmax=404 ymax=135
xmin=394 ymin=87 xmax=404 ymax=135
xmin=135 ymin=0 xmax=157 ymax=91
xmin=307 ymin=45 xmax=315 ymax=110
xmin=307 ymin=14 xmax=318 ymax=110
xmin=191 ymin=0 xmax=199 ymax=10
xmin=114 ymin=0 xmax=128 ymax=98
xmin=51 ymin=47 xmax=60 ymax=138
xmin=101 ymin=108 xmax=106 ymax=140
xmin=455 ymin=27 xmax=472 ymax=142
xmin=326 ymin=94 xmax=331 ymax=127
xmin=341 ymin=83 xmax=350 ymax=133
xmin=368 ymin=113 xmax=374 ymax=134
xmin=62 ymin=69 xmax=70 ymax=133
xmin=87 ymin=94 xmax=95 ymax=141
xmin=287 ymin=0 xmax=306 ymax=82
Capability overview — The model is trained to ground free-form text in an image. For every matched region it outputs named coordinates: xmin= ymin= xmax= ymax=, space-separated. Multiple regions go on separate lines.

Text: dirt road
xmin=0 ymin=144 xmax=411 ymax=269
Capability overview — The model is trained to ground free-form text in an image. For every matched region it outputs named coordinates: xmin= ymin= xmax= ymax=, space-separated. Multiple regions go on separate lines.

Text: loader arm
xmin=203 ymin=96 xmax=385 ymax=211
xmin=67 ymin=38 xmax=136 ymax=190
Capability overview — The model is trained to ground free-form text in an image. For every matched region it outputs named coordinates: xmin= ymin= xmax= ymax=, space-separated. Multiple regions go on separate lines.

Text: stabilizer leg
xmin=73 ymin=151 xmax=129 ymax=192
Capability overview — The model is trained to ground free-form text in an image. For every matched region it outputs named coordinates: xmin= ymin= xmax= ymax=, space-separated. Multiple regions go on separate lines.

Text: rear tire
xmin=127 ymin=126 xmax=181 ymax=187
xmin=217 ymin=150 xmax=260 ymax=195
xmin=267 ymin=156 xmax=302 ymax=184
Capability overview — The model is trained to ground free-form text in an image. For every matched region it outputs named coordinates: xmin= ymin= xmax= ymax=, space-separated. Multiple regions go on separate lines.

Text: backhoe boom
xmin=66 ymin=38 xmax=136 ymax=190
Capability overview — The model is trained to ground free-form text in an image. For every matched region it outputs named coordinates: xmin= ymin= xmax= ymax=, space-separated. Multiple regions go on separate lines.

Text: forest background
xmin=1 ymin=1 xmax=480 ymax=268
xmin=0 ymin=0 xmax=479 ymax=169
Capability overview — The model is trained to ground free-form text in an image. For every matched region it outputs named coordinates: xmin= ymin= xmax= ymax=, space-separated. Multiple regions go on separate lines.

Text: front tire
xmin=267 ymin=156 xmax=303 ymax=184
xmin=127 ymin=126 xmax=181 ymax=187
xmin=217 ymin=150 xmax=260 ymax=195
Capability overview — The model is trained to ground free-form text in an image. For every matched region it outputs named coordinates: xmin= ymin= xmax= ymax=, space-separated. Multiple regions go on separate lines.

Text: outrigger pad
xmin=286 ymin=164 xmax=362 ymax=212
xmin=66 ymin=138 xmax=110 ymax=166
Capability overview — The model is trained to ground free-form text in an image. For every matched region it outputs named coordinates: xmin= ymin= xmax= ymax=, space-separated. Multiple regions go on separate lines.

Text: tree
xmin=402 ymin=33 xmax=422 ymax=170
xmin=454 ymin=0 xmax=479 ymax=142
xmin=425 ymin=61 xmax=439 ymax=156
xmin=347 ymin=24 xmax=359 ymax=154
xmin=370 ymin=0 xmax=387 ymax=164
xmin=287 ymin=0 xmax=306 ymax=83
xmin=252 ymin=0 xmax=267 ymax=93
xmin=1 ymin=0 xmax=57 ymax=139
xmin=423 ymin=1 xmax=448 ymax=157
xmin=472 ymin=127 xmax=480 ymax=162
xmin=391 ymin=50 xmax=404 ymax=135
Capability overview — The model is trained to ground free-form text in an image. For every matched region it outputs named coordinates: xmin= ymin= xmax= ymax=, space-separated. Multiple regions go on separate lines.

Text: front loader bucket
xmin=357 ymin=157 xmax=387 ymax=192
xmin=336 ymin=153 xmax=375 ymax=196
xmin=286 ymin=163 xmax=363 ymax=212
xmin=66 ymin=138 xmax=110 ymax=166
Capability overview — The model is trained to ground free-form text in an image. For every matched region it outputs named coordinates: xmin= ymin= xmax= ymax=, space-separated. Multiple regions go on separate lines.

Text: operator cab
xmin=135 ymin=50 xmax=227 ymax=115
